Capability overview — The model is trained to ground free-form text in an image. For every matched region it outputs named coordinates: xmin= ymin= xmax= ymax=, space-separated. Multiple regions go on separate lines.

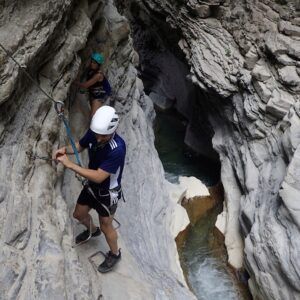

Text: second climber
xmin=74 ymin=52 xmax=111 ymax=117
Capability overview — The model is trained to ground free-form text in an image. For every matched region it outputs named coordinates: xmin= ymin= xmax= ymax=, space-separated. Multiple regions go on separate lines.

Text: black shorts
xmin=77 ymin=185 xmax=122 ymax=217
xmin=89 ymin=91 xmax=108 ymax=102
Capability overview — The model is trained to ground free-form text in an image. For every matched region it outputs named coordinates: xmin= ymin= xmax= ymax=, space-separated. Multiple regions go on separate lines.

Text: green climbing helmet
xmin=91 ymin=52 xmax=104 ymax=65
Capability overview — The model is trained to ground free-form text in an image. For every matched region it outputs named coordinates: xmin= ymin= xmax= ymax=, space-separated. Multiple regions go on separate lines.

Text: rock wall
xmin=117 ymin=1 xmax=218 ymax=159
xmin=0 ymin=1 xmax=194 ymax=299
xmin=117 ymin=0 xmax=300 ymax=299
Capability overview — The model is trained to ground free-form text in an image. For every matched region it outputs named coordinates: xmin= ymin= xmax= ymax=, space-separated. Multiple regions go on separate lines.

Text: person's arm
xmin=57 ymin=154 xmax=110 ymax=183
xmin=52 ymin=142 xmax=84 ymax=160
xmin=75 ymin=73 xmax=103 ymax=89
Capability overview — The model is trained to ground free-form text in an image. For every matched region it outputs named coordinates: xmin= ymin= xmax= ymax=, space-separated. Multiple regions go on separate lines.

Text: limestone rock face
xmin=0 ymin=1 xmax=194 ymax=299
xmin=117 ymin=0 xmax=300 ymax=299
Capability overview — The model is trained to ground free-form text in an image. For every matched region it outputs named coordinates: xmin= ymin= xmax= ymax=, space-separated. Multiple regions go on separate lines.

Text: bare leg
xmin=73 ymin=203 xmax=97 ymax=233
xmin=99 ymin=215 xmax=118 ymax=254
xmin=90 ymin=99 xmax=103 ymax=118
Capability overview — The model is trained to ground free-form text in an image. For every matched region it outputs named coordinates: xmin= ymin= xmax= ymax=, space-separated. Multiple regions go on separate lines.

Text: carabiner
xmin=54 ymin=101 xmax=65 ymax=116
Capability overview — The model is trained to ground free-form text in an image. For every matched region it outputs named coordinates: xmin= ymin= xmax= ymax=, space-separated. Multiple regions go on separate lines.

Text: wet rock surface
xmin=0 ymin=1 xmax=194 ymax=299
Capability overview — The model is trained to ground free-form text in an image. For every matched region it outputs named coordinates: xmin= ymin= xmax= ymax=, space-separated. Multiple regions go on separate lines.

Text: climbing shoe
xmin=98 ymin=250 xmax=121 ymax=273
xmin=75 ymin=227 xmax=101 ymax=244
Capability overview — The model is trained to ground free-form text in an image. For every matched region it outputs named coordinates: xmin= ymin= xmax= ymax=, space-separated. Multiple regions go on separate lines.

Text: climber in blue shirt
xmin=53 ymin=106 xmax=126 ymax=273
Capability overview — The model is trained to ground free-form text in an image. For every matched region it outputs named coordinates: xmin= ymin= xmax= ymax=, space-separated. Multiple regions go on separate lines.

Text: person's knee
xmin=73 ymin=204 xmax=90 ymax=220
xmin=73 ymin=210 xmax=85 ymax=221
xmin=100 ymin=222 xmax=109 ymax=234
xmin=73 ymin=210 xmax=79 ymax=220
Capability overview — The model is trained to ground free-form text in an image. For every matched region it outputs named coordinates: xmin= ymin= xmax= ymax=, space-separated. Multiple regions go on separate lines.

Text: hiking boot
xmin=75 ymin=227 xmax=101 ymax=244
xmin=98 ymin=250 xmax=121 ymax=273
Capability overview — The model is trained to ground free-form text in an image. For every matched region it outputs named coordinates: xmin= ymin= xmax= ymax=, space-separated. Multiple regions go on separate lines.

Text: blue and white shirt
xmin=79 ymin=129 xmax=126 ymax=190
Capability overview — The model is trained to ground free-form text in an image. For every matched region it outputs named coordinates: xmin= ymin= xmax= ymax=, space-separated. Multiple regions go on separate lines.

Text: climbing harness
xmin=82 ymin=183 xmax=124 ymax=223
xmin=0 ymin=42 xmax=122 ymax=244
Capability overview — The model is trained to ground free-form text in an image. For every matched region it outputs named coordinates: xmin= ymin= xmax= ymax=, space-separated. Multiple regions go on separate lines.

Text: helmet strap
xmin=91 ymin=59 xmax=101 ymax=66
xmin=91 ymin=133 xmax=115 ymax=151
xmin=92 ymin=141 xmax=108 ymax=151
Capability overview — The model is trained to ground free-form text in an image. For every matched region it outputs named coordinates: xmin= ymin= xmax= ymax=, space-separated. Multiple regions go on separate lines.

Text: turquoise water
xmin=154 ymin=109 xmax=243 ymax=300
xmin=154 ymin=109 xmax=220 ymax=185
xmin=181 ymin=213 xmax=241 ymax=300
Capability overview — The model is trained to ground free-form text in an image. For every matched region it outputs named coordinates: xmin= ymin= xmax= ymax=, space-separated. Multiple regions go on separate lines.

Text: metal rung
xmin=88 ymin=250 xmax=106 ymax=272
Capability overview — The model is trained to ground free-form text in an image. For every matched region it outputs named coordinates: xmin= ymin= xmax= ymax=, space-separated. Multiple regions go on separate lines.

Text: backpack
xmin=102 ymin=77 xmax=112 ymax=96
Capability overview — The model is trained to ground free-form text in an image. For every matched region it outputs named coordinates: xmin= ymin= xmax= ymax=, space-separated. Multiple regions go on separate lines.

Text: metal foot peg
xmin=113 ymin=217 xmax=121 ymax=230
xmin=88 ymin=250 xmax=106 ymax=272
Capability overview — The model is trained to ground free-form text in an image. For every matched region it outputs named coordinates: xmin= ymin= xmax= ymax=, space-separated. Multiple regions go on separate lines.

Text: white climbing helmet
xmin=90 ymin=105 xmax=119 ymax=135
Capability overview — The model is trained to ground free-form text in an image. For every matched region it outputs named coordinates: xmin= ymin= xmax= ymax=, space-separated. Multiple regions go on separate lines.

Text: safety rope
xmin=54 ymin=102 xmax=82 ymax=167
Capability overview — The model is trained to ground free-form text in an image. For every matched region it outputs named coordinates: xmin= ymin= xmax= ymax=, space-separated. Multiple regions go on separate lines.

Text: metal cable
xmin=0 ymin=42 xmax=82 ymax=166
xmin=0 ymin=42 xmax=60 ymax=105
